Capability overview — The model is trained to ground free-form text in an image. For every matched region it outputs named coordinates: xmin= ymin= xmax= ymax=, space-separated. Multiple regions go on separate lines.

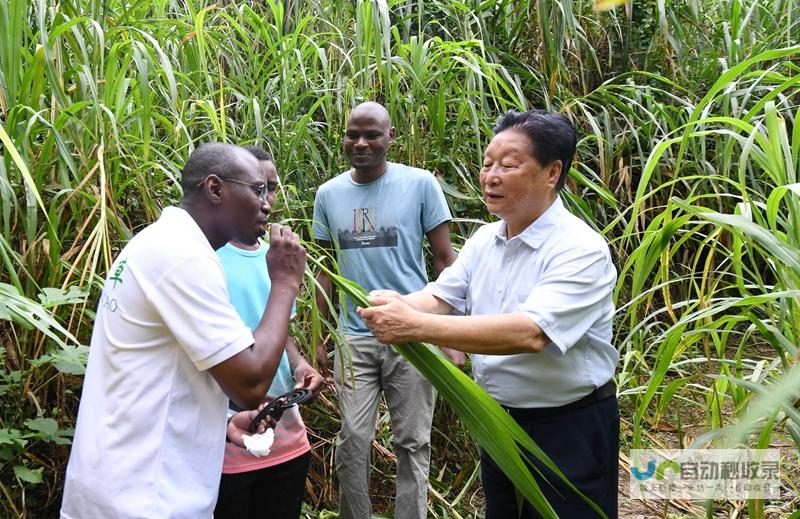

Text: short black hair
xmin=493 ymin=110 xmax=577 ymax=191
xmin=180 ymin=142 xmax=242 ymax=192
xmin=241 ymin=145 xmax=273 ymax=163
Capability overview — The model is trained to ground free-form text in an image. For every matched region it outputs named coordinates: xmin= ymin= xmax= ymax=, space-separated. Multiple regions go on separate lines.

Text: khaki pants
xmin=333 ymin=334 xmax=436 ymax=519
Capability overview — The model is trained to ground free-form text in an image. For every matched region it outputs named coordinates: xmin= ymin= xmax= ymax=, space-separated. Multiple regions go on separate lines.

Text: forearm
xmin=285 ymin=336 xmax=304 ymax=370
xmin=217 ymin=284 xmax=296 ymax=408
xmin=211 ymin=224 xmax=306 ymax=409
xmin=251 ymin=282 xmax=296 ymax=367
xmin=402 ymin=291 xmax=453 ymax=314
xmin=286 ymin=335 xmax=325 ymax=395
xmin=413 ymin=313 xmax=548 ymax=354
xmin=314 ymin=272 xmax=334 ymax=325
xmin=427 ymin=221 xmax=457 ymax=276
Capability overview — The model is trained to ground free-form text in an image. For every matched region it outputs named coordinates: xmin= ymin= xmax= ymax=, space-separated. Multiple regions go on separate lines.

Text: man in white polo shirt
xmin=359 ymin=110 xmax=619 ymax=518
xmin=61 ymin=143 xmax=306 ymax=518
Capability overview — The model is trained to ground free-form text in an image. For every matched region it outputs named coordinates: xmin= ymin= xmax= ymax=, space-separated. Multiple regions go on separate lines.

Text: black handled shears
xmin=248 ymin=388 xmax=314 ymax=433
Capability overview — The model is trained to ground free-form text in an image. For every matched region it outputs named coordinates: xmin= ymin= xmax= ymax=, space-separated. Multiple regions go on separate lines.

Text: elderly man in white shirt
xmin=359 ymin=109 xmax=619 ymax=519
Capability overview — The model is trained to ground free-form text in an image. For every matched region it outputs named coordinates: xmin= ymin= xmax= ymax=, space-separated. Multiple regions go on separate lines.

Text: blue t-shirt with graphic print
xmin=312 ymin=162 xmax=452 ymax=335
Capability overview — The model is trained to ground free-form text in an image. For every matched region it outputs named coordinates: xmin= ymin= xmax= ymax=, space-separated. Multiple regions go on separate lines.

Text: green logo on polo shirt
xmin=109 ymin=258 xmax=128 ymax=288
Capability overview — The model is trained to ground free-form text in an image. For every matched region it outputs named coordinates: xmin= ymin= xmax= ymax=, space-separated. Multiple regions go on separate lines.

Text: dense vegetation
xmin=1 ymin=0 xmax=798 ymax=517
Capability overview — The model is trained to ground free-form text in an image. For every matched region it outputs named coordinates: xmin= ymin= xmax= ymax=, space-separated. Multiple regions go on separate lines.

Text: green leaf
xmin=31 ymin=345 xmax=89 ymax=375
xmin=0 ymin=283 xmax=82 ymax=348
xmin=0 ymin=428 xmax=28 ymax=448
xmin=0 ymin=301 xmax=10 ymax=321
xmin=14 ymin=465 xmax=43 ymax=485
xmin=673 ymin=199 xmax=800 ymax=277
xmin=25 ymin=417 xmax=74 ymax=446
xmin=0 ymin=121 xmax=51 ymax=226
xmin=309 ymin=255 xmax=606 ymax=518
xmin=24 ymin=418 xmax=59 ymax=436
xmin=37 ymin=286 xmax=89 ymax=308
xmin=0 ymin=446 xmax=14 ymax=461
xmin=51 ymin=346 xmax=90 ymax=375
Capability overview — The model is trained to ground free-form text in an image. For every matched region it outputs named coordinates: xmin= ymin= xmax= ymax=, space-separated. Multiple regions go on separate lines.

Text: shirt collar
xmin=161 ymin=206 xmax=214 ymax=251
xmin=493 ymin=196 xmax=563 ymax=249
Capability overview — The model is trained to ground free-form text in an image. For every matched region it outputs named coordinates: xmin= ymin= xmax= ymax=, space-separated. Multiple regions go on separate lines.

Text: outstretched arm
xmin=425 ymin=221 xmax=465 ymax=365
xmin=210 ymin=224 xmax=306 ymax=409
xmin=358 ymin=293 xmax=548 ymax=355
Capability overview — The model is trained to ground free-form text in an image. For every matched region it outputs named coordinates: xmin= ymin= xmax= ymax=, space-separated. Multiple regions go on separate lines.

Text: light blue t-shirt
xmin=312 ymin=162 xmax=452 ymax=334
xmin=216 ymin=242 xmax=294 ymax=397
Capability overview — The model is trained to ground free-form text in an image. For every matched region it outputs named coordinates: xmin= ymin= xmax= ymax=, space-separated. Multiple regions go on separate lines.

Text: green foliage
xmin=0 ymin=284 xmax=85 ymax=513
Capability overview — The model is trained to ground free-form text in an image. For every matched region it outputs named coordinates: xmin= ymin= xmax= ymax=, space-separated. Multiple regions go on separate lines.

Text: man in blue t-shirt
xmin=313 ymin=101 xmax=461 ymax=519
xmin=215 ymin=146 xmax=324 ymax=519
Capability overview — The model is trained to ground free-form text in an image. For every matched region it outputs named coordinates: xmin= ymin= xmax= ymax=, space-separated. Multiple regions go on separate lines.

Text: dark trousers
xmin=480 ymin=395 xmax=619 ymax=519
xmin=214 ymin=451 xmax=311 ymax=519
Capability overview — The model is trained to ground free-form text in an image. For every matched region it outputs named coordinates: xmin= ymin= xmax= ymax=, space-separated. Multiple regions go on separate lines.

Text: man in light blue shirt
xmin=360 ymin=110 xmax=619 ymax=518
xmin=215 ymin=146 xmax=323 ymax=519
xmin=313 ymin=101 xmax=460 ymax=519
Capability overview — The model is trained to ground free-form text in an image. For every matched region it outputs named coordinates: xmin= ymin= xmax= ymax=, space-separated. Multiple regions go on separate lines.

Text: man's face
xmin=222 ymin=151 xmax=271 ymax=246
xmin=343 ymin=108 xmax=394 ymax=175
xmin=480 ymin=129 xmax=559 ymax=232
xmin=261 ymin=160 xmax=279 ymax=211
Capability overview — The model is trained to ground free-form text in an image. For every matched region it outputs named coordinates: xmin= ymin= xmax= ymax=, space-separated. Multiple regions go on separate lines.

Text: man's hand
xmin=357 ymin=293 xmax=422 ymax=345
xmin=442 ymin=347 xmax=466 ymax=368
xmin=293 ymin=359 xmax=325 ymax=398
xmin=266 ymin=224 xmax=306 ymax=291
xmin=360 ymin=293 xmax=465 ymax=365
xmin=227 ymin=409 xmax=276 ymax=448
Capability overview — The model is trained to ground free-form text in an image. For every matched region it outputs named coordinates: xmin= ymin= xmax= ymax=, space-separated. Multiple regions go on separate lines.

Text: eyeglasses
xmin=194 ymin=175 xmax=269 ymax=200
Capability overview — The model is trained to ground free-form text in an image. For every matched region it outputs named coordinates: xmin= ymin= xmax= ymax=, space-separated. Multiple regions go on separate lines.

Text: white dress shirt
xmin=425 ymin=197 xmax=618 ymax=408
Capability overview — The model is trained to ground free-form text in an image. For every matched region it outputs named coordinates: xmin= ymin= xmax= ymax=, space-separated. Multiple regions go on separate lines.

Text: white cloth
xmin=425 ymin=197 xmax=618 ymax=408
xmin=61 ymin=207 xmax=254 ymax=518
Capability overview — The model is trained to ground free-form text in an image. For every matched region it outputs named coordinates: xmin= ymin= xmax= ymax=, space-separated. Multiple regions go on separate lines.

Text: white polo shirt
xmin=425 ymin=197 xmax=618 ymax=408
xmin=61 ymin=207 xmax=254 ymax=518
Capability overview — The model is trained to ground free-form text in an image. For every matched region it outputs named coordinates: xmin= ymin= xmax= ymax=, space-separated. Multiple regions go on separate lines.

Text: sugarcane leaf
xmin=309 ymin=255 xmax=607 ymax=518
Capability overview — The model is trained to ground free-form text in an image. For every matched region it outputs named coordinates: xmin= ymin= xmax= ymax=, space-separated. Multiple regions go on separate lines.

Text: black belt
xmin=503 ymin=381 xmax=616 ymax=420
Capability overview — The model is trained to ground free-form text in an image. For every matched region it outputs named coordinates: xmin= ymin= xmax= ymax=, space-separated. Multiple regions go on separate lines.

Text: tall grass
xmin=1 ymin=0 xmax=798 ymax=516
